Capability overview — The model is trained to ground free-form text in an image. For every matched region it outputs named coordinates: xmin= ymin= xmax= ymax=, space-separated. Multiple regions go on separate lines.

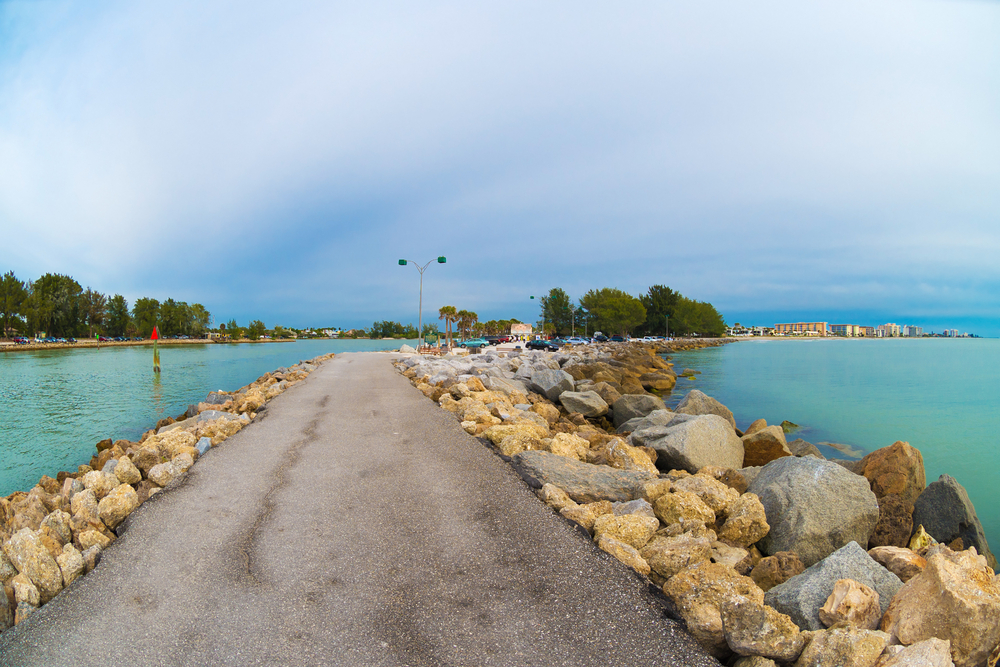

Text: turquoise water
xmin=662 ymin=338 xmax=1000 ymax=549
xmin=0 ymin=339 xmax=413 ymax=497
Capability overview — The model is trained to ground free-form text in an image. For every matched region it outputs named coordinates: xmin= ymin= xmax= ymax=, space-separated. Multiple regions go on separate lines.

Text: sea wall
xmin=0 ymin=352 xmax=336 ymax=630
xmin=395 ymin=341 xmax=1000 ymax=667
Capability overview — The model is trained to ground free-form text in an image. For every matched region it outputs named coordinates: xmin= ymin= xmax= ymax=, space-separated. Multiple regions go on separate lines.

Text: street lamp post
xmin=399 ymin=256 xmax=446 ymax=349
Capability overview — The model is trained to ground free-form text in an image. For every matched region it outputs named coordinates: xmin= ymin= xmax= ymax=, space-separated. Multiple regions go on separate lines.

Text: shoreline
xmin=394 ymin=340 xmax=999 ymax=664
xmin=0 ymin=352 xmax=336 ymax=629
xmin=0 ymin=338 xmax=297 ymax=353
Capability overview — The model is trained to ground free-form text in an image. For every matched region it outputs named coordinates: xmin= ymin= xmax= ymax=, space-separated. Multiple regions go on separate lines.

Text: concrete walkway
xmin=0 ymin=352 xmax=720 ymax=667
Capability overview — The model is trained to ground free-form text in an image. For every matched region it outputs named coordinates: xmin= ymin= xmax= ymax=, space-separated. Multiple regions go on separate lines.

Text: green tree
xmin=106 ymin=294 xmax=130 ymax=337
xmin=0 ymin=271 xmax=27 ymax=337
xmin=132 ymin=297 xmax=160 ymax=337
xmin=540 ymin=288 xmax=574 ymax=335
xmin=25 ymin=274 xmax=83 ymax=336
xmin=247 ymin=319 xmax=266 ymax=339
xmin=189 ymin=303 xmax=211 ymax=337
xmin=225 ymin=319 xmax=241 ymax=339
xmin=637 ymin=285 xmax=681 ymax=337
xmin=81 ymin=288 xmax=108 ymax=337
xmin=579 ymin=288 xmax=647 ymax=337
xmin=438 ymin=305 xmax=457 ymax=347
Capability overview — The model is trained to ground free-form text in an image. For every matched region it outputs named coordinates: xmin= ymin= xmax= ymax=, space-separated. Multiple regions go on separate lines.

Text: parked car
xmin=459 ymin=337 xmax=490 ymax=349
xmin=13 ymin=337 xmax=28 ymax=345
xmin=565 ymin=337 xmax=589 ymax=345
xmin=99 ymin=336 xmax=112 ymax=342
xmin=610 ymin=335 xmax=625 ymax=342
xmin=525 ymin=339 xmax=559 ymax=351
xmin=593 ymin=334 xmax=609 ymax=342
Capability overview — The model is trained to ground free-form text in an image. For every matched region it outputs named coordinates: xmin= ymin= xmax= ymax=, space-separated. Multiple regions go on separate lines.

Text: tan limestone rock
xmin=640 ymin=478 xmax=676 ymax=504
xmin=11 ymin=573 xmax=39 ymax=606
xmin=857 ymin=441 xmax=926 ymax=506
xmin=641 ymin=533 xmax=713 ymax=580
xmin=113 ymin=456 xmax=142 ymax=485
xmin=744 ymin=419 xmax=768 ymax=436
xmin=881 ymin=546 xmax=1000 ymax=667
xmin=70 ymin=488 xmax=101 ymax=526
xmin=56 ymin=543 xmax=85 ymax=587
xmin=530 ymin=402 xmax=561 ymax=424
xmin=596 ymin=535 xmax=650 ymax=576
xmin=909 ymin=524 xmax=937 ymax=550
xmin=592 ymin=514 xmax=659 ymax=550
xmin=537 ymin=483 xmax=577 ymax=511
xmin=548 ymin=433 xmax=590 ymax=462
xmin=751 ymin=551 xmax=805 ymax=592
xmin=671 ymin=474 xmax=740 ymax=518
xmin=590 ymin=438 xmax=659 ymax=475
xmin=81 ymin=470 xmax=118 ymax=500
xmin=498 ymin=433 xmax=537 ymax=457
xmin=663 ymin=561 xmax=765 ymax=657
xmin=819 ymin=579 xmax=881 ymax=630
xmin=2 ymin=528 xmax=63 ymax=602
xmin=718 ymin=493 xmax=770 ymax=548
xmin=867 ymin=546 xmax=927 ymax=583
xmin=653 ymin=491 xmax=716 ymax=529
xmin=39 ymin=510 xmax=72 ymax=546
xmin=482 ymin=423 xmax=548 ymax=447
xmin=560 ymin=501 xmax=614 ymax=532
xmin=794 ymin=627 xmax=890 ymax=667
xmin=741 ymin=426 xmax=793 ymax=468
xmin=875 ymin=637 xmax=953 ymax=667
xmin=77 ymin=529 xmax=112 ymax=551
xmin=711 ymin=542 xmax=752 ymax=573
xmin=722 ymin=597 xmax=806 ymax=662
xmin=97 ymin=484 xmax=139 ymax=530
xmin=698 ymin=466 xmax=749 ymax=494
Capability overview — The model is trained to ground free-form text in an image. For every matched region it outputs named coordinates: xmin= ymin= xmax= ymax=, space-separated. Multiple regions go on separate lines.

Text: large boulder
xmin=558 ymin=391 xmax=608 ymax=418
xmin=881 ymin=545 xmax=1000 ymax=667
xmin=641 ymin=533 xmax=714 ymax=580
xmin=663 ymin=561 xmax=765 ymax=658
xmin=616 ymin=409 xmax=675 ymax=434
xmin=611 ymin=394 xmax=667 ymax=428
xmin=674 ymin=390 xmax=736 ymax=430
xmin=764 ymin=541 xmax=903 ymax=631
xmin=748 ymin=457 xmax=879 ymax=566
xmin=911 ymin=474 xmax=996 ymax=571
xmin=527 ymin=369 xmax=575 ymax=402
xmin=876 ymin=638 xmax=955 ymax=667
xmin=868 ymin=494 xmax=914 ymax=549
xmin=2 ymin=528 xmax=63 ymax=603
xmin=97 ymin=484 xmax=139 ymax=529
xmin=793 ymin=626 xmax=890 ymax=667
xmin=592 ymin=514 xmax=659 ymax=550
xmin=856 ymin=441 xmax=926 ymax=506
xmin=511 ymin=450 xmax=653 ymax=503
xmin=632 ymin=415 xmax=744 ymax=474
xmin=483 ymin=376 xmax=529 ymax=398
xmin=740 ymin=426 xmax=793 ymax=468
xmin=721 ymin=597 xmax=806 ymax=662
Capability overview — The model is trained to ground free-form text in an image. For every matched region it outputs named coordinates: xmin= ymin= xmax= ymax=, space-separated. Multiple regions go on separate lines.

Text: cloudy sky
xmin=1 ymin=1 xmax=998 ymax=334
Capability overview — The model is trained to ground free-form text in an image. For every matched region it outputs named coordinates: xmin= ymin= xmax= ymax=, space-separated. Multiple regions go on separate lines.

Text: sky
xmin=1 ymin=1 xmax=998 ymax=334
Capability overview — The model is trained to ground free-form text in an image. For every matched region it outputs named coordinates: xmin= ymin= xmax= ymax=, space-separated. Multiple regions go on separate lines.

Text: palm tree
xmin=438 ymin=305 xmax=456 ymax=347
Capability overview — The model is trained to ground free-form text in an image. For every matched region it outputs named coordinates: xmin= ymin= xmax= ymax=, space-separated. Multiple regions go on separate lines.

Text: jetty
xmin=0 ymin=352 xmax=719 ymax=666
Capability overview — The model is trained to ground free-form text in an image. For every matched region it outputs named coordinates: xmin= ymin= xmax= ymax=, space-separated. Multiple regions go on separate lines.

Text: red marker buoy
xmin=152 ymin=325 xmax=161 ymax=373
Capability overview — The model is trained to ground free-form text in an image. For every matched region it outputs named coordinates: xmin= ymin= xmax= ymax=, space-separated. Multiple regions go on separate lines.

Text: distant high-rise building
xmin=878 ymin=323 xmax=900 ymax=337
xmin=903 ymin=325 xmax=923 ymax=337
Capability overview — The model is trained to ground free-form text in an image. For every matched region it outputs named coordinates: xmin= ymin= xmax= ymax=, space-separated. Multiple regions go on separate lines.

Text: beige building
xmin=774 ymin=322 xmax=828 ymax=336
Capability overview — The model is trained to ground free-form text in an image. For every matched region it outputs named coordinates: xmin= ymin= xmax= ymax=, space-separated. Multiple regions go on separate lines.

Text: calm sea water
xmin=0 ymin=339 xmax=413 ymax=497
xmin=663 ymin=338 xmax=1000 ymax=549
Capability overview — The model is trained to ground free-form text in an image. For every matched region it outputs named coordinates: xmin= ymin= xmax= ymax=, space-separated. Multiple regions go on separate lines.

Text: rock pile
xmin=0 ymin=353 xmax=335 ymax=631
xmin=396 ymin=341 xmax=1000 ymax=667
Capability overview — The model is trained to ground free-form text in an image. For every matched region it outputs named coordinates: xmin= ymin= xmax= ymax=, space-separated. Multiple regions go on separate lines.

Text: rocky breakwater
xmin=0 ymin=353 xmax=335 ymax=632
xmin=395 ymin=342 xmax=1000 ymax=667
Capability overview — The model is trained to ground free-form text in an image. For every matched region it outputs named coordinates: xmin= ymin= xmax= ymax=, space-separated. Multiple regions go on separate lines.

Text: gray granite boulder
xmin=748 ymin=456 xmax=879 ymax=566
xmin=511 ymin=450 xmax=653 ymax=503
xmin=558 ymin=390 xmax=608 ymax=418
xmin=764 ymin=541 xmax=903 ymax=630
xmin=675 ymin=389 xmax=736 ymax=429
xmin=912 ymin=474 xmax=997 ymax=570
xmin=483 ymin=376 xmax=529 ymax=397
xmin=528 ymin=369 xmax=575 ymax=402
xmin=611 ymin=394 xmax=668 ymax=428
xmin=630 ymin=414 xmax=744 ymax=473
xmin=615 ymin=409 xmax=678 ymax=434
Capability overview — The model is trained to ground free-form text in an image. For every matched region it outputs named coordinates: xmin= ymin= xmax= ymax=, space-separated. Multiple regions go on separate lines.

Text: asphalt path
xmin=0 ymin=352 xmax=720 ymax=667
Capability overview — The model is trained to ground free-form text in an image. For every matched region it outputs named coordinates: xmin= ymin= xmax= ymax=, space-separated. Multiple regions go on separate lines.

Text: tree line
xmin=536 ymin=285 xmax=726 ymax=338
xmin=0 ymin=270 xmax=212 ymax=339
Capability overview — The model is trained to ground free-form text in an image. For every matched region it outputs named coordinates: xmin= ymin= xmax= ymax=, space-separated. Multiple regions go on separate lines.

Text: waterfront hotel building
xmin=774 ymin=322 xmax=828 ymax=336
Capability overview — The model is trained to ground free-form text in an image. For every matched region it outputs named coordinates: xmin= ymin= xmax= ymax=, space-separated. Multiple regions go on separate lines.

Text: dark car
xmin=610 ymin=335 xmax=625 ymax=342
xmin=526 ymin=339 xmax=559 ymax=352
xmin=593 ymin=334 xmax=608 ymax=342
